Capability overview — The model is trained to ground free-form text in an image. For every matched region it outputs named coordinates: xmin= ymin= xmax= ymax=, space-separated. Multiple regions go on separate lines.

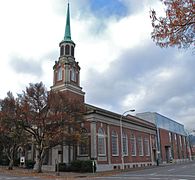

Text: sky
xmin=0 ymin=0 xmax=194 ymax=130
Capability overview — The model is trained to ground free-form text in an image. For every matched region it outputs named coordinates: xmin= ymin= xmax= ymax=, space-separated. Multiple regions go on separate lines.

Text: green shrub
xmin=25 ymin=160 xmax=36 ymax=169
xmin=70 ymin=160 xmax=82 ymax=172
xmin=82 ymin=160 xmax=96 ymax=173
xmin=0 ymin=156 xmax=9 ymax=166
xmin=70 ymin=160 xmax=96 ymax=173
xmin=56 ymin=163 xmax=67 ymax=172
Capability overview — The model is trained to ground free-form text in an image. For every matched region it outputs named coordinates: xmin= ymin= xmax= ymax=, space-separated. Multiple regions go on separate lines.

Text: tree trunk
xmin=36 ymin=158 xmax=43 ymax=173
xmin=35 ymin=148 xmax=44 ymax=173
xmin=7 ymin=147 xmax=15 ymax=170
xmin=8 ymin=159 xmax=14 ymax=170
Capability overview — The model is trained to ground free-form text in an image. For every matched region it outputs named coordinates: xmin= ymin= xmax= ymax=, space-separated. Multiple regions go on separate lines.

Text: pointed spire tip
xmin=64 ymin=2 xmax=71 ymax=41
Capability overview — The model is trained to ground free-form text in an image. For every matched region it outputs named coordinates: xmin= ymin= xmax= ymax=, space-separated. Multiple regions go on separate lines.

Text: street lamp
xmin=120 ymin=109 xmax=135 ymax=170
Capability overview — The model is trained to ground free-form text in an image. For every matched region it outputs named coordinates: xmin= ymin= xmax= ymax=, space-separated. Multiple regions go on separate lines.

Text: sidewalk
xmin=0 ymin=160 xmax=192 ymax=179
xmin=0 ymin=165 xmax=160 ymax=180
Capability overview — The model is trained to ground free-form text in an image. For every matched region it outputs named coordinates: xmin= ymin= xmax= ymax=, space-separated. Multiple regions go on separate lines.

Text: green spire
xmin=64 ymin=3 xmax=72 ymax=41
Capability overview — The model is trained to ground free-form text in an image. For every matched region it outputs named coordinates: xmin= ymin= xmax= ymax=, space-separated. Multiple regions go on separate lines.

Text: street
xmin=0 ymin=161 xmax=195 ymax=180
xmin=0 ymin=175 xmax=46 ymax=180
xmin=80 ymin=161 xmax=195 ymax=180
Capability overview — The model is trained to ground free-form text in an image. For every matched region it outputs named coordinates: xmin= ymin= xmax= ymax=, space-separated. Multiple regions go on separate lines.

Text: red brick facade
xmin=78 ymin=106 xmax=157 ymax=171
xmin=159 ymin=128 xmax=188 ymax=163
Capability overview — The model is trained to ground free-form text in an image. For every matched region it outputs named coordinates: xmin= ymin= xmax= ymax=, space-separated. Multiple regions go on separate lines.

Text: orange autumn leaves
xmin=150 ymin=0 xmax=195 ymax=49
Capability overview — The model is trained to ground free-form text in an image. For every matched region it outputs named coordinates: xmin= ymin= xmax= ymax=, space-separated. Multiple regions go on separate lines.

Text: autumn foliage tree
xmin=150 ymin=0 xmax=195 ymax=49
xmin=0 ymin=92 xmax=25 ymax=170
xmin=19 ymin=82 xmax=85 ymax=173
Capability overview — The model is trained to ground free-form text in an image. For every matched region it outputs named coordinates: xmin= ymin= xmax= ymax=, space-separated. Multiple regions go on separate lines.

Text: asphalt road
xmin=0 ymin=175 xmax=46 ymax=180
xmin=81 ymin=161 xmax=195 ymax=180
xmin=0 ymin=161 xmax=195 ymax=180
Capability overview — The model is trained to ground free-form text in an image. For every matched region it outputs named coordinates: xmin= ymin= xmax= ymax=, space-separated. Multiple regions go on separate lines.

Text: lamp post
xmin=120 ymin=109 xmax=135 ymax=170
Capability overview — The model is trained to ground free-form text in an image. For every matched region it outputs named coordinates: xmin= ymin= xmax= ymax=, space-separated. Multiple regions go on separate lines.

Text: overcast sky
xmin=0 ymin=0 xmax=194 ymax=130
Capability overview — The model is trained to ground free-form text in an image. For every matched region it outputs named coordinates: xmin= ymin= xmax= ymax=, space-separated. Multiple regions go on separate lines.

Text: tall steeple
xmin=51 ymin=2 xmax=85 ymax=102
xmin=64 ymin=3 xmax=71 ymax=41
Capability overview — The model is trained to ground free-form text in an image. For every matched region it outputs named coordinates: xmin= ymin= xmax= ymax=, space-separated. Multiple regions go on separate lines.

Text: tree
xmin=150 ymin=0 xmax=195 ymax=49
xmin=19 ymin=82 xmax=85 ymax=173
xmin=0 ymin=92 xmax=25 ymax=170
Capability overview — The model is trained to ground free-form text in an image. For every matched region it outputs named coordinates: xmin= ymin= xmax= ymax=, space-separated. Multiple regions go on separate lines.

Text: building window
xmin=65 ymin=45 xmax=70 ymax=55
xmin=183 ymin=137 xmax=186 ymax=146
xmin=71 ymin=68 xmax=76 ymax=81
xmin=179 ymin=136 xmax=182 ymax=147
xmin=175 ymin=134 xmax=177 ymax=144
xmin=122 ymin=132 xmax=128 ymax=156
xmin=138 ymin=136 xmax=143 ymax=156
xmin=169 ymin=132 xmax=172 ymax=143
xmin=98 ymin=128 xmax=106 ymax=156
xmin=111 ymin=130 xmax=118 ymax=156
xmin=71 ymin=46 xmax=74 ymax=56
xmin=144 ymin=138 xmax=150 ymax=156
xmin=57 ymin=67 xmax=62 ymax=81
xmin=60 ymin=45 xmax=64 ymax=56
xmin=130 ymin=133 xmax=136 ymax=156
xmin=78 ymin=128 xmax=89 ymax=156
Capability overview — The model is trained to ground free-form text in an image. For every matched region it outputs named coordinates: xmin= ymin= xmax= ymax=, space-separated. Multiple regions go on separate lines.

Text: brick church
xmin=35 ymin=3 xmax=188 ymax=172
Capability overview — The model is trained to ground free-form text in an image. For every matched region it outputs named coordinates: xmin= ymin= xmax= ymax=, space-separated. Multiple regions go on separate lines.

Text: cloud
xmin=83 ymin=42 xmax=195 ymax=129
xmin=0 ymin=0 xmax=194 ymax=130
xmin=9 ymin=56 xmax=43 ymax=77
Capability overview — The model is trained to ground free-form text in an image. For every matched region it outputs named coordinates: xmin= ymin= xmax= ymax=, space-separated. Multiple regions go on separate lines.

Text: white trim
xmin=57 ymin=67 xmax=62 ymax=81
xmin=122 ymin=133 xmax=128 ymax=156
xmin=130 ymin=134 xmax=136 ymax=156
xmin=111 ymin=130 xmax=119 ymax=156
xmin=98 ymin=128 xmax=106 ymax=156
xmin=138 ymin=136 xmax=144 ymax=156
xmin=144 ymin=138 xmax=150 ymax=156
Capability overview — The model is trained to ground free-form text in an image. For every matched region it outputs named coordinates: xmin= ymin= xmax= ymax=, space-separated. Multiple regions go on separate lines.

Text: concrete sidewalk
xmin=0 ymin=165 xmax=163 ymax=180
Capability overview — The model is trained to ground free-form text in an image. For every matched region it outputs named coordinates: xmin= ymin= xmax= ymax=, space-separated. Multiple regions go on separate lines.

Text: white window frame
xmin=111 ymin=130 xmax=119 ymax=156
xmin=71 ymin=68 xmax=76 ymax=82
xmin=130 ymin=134 xmax=136 ymax=156
xmin=98 ymin=128 xmax=106 ymax=156
xmin=144 ymin=138 xmax=150 ymax=156
xmin=122 ymin=132 xmax=128 ymax=156
xmin=138 ymin=136 xmax=144 ymax=156
xmin=57 ymin=67 xmax=62 ymax=81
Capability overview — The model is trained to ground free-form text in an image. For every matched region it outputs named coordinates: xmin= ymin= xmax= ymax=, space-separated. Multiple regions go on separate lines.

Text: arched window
xmin=111 ymin=130 xmax=118 ymax=156
xmin=130 ymin=133 xmax=136 ymax=156
xmin=57 ymin=67 xmax=62 ymax=81
xmin=122 ymin=132 xmax=128 ymax=156
xmin=71 ymin=46 xmax=74 ymax=57
xmin=65 ymin=45 xmax=70 ymax=55
xmin=60 ymin=45 xmax=64 ymax=56
xmin=98 ymin=128 xmax=106 ymax=155
xmin=78 ymin=128 xmax=89 ymax=155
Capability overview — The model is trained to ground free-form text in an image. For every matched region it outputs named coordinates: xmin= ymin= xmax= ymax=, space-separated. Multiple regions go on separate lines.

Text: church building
xmin=40 ymin=3 xmax=158 ymax=172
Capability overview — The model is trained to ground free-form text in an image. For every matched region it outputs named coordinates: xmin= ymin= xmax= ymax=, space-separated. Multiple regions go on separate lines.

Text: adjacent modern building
xmin=136 ymin=112 xmax=188 ymax=164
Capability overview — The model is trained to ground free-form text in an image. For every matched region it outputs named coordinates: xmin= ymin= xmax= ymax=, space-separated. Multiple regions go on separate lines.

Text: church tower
xmin=51 ymin=3 xmax=85 ymax=102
